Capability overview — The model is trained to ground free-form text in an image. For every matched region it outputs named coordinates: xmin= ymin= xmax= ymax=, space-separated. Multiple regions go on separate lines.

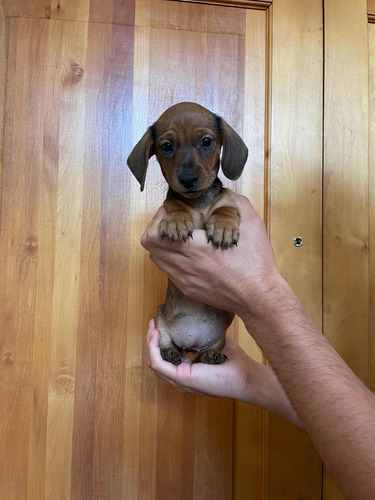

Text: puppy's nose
xmin=178 ymin=171 xmax=199 ymax=189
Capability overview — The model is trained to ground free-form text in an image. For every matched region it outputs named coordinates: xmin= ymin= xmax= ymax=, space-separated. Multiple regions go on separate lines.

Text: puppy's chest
xmin=190 ymin=206 xmax=213 ymax=229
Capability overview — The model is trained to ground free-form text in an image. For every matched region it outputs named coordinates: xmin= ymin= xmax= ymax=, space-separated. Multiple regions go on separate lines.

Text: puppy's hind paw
xmin=197 ymin=350 xmax=228 ymax=365
xmin=160 ymin=347 xmax=182 ymax=365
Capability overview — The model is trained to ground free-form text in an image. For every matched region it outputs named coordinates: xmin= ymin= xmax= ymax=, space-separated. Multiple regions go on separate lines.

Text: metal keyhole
xmin=293 ymin=237 xmax=303 ymax=247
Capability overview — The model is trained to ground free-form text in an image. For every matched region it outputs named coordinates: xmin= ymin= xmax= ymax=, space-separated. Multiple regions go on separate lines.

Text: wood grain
xmin=0 ymin=18 xmax=53 ymax=499
xmin=233 ymin=9 xmax=266 ymax=500
xmin=324 ymin=0 xmax=369 ymax=384
xmin=323 ymin=1 xmax=369 ymax=498
xmin=368 ymin=23 xmax=375 ymax=393
xmin=0 ymin=1 xmax=5 ymax=227
xmin=368 ymin=0 xmax=375 ymax=16
xmin=268 ymin=0 xmax=323 ymax=496
xmin=171 ymin=0 xmax=272 ymax=9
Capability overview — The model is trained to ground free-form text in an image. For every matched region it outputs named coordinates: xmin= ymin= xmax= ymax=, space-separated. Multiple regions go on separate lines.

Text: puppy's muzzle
xmin=178 ymin=171 xmax=199 ymax=189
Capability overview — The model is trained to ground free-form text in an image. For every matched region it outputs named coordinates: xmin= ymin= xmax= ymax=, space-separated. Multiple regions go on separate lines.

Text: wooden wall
xmin=0 ymin=0 xmax=373 ymax=498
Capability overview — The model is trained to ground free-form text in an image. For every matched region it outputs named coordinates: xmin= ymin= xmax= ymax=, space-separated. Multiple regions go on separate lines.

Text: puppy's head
xmin=127 ymin=102 xmax=248 ymax=196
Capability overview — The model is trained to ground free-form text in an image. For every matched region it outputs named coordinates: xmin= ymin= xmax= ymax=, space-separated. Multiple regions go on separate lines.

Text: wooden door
xmin=1 ymin=0 xmax=372 ymax=498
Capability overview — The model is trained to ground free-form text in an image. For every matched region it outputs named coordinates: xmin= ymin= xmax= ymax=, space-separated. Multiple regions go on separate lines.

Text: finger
xmin=147 ymin=328 xmax=180 ymax=379
xmin=141 ymin=206 xmax=167 ymax=248
xmin=146 ymin=318 xmax=156 ymax=344
xmin=146 ymin=330 xmax=195 ymax=392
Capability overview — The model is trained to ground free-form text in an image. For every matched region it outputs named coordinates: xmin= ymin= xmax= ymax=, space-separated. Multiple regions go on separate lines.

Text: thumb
xmin=141 ymin=206 xmax=167 ymax=248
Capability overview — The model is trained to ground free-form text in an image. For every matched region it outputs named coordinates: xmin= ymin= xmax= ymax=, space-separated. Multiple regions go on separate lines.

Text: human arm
xmin=141 ymin=191 xmax=375 ymax=499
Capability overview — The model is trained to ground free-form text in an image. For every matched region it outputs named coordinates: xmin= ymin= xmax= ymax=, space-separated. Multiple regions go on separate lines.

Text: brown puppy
xmin=127 ymin=102 xmax=248 ymax=365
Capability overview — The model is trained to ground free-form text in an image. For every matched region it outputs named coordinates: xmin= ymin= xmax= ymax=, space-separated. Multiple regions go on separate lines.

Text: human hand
xmin=141 ymin=191 xmax=282 ymax=320
xmin=146 ymin=319 xmax=257 ymax=400
xmin=146 ymin=319 xmax=302 ymax=428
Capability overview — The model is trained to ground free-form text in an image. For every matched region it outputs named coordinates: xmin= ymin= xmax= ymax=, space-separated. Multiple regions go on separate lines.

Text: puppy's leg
xmin=194 ymin=336 xmax=228 ymax=365
xmin=155 ymin=312 xmax=182 ymax=366
xmin=206 ymin=206 xmax=240 ymax=249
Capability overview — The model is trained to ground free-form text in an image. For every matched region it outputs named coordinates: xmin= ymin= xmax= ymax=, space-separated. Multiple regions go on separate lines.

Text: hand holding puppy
xmin=141 ymin=191 xmax=281 ymax=323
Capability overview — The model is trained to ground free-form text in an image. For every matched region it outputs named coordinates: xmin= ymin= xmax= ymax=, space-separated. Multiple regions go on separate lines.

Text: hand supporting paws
xmin=159 ymin=210 xmax=194 ymax=243
xmin=206 ymin=207 xmax=240 ymax=249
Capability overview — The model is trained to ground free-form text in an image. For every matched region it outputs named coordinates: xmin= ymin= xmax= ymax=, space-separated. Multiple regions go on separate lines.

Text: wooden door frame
xmin=368 ymin=0 xmax=375 ymax=22
xmin=169 ymin=0 xmax=272 ymax=10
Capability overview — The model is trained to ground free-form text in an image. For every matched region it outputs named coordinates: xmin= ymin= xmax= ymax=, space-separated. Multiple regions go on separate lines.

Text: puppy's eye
xmin=200 ymin=137 xmax=214 ymax=149
xmin=160 ymin=142 xmax=173 ymax=153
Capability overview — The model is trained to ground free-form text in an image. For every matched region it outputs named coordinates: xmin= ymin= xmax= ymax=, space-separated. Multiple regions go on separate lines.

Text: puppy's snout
xmin=178 ymin=171 xmax=199 ymax=189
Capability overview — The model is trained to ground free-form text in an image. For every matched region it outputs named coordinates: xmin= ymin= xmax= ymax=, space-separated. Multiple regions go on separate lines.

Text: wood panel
xmin=370 ymin=27 xmax=375 ymax=402
xmin=324 ymin=0 xmax=369 ymax=387
xmin=0 ymin=1 xmax=270 ymax=498
xmin=0 ymin=18 xmax=53 ymax=499
xmin=171 ymin=0 xmax=272 ymax=9
xmin=0 ymin=0 xmax=268 ymax=27
xmin=368 ymin=22 xmax=375 ymax=394
xmin=4 ymin=0 xmax=373 ymax=499
xmin=0 ymin=2 xmax=5 ymax=222
xmin=268 ymin=0 xmax=323 ymax=496
xmin=323 ymin=0 xmax=369 ymax=498
xmin=233 ymin=8 xmax=266 ymax=500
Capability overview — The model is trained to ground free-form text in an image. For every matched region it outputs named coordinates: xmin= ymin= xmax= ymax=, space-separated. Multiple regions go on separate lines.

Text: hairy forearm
xmin=240 ymin=361 xmax=303 ymax=429
xmin=241 ymin=276 xmax=375 ymax=499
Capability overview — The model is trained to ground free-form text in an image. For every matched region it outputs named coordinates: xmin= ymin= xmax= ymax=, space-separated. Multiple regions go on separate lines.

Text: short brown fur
xmin=127 ymin=102 xmax=248 ymax=365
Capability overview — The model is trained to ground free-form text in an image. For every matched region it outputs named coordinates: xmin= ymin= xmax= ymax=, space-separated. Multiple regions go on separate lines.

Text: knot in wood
xmin=54 ymin=373 xmax=75 ymax=395
xmin=25 ymin=236 xmax=38 ymax=255
xmin=2 ymin=350 xmax=15 ymax=366
xmin=70 ymin=63 xmax=84 ymax=82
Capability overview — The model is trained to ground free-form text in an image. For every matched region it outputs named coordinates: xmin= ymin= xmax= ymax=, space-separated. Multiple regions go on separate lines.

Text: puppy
xmin=127 ymin=102 xmax=248 ymax=365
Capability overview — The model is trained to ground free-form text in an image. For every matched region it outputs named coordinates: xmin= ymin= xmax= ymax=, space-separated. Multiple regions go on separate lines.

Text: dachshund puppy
xmin=127 ymin=102 xmax=248 ymax=365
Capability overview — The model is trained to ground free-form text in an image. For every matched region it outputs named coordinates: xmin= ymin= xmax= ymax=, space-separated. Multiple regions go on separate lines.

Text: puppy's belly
xmin=167 ymin=314 xmax=226 ymax=351
xmin=156 ymin=281 xmax=233 ymax=352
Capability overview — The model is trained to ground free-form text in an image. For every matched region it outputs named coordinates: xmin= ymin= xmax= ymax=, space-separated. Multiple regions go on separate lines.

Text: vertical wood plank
xmin=323 ymin=1 xmax=369 ymax=498
xmin=233 ymin=9 xmax=266 ymax=500
xmin=122 ymin=22 xmax=160 ymax=499
xmin=27 ymin=19 xmax=61 ymax=500
xmin=89 ymin=23 xmax=134 ymax=500
xmin=324 ymin=0 xmax=369 ymax=380
xmin=268 ymin=0 xmax=323 ymax=497
xmin=44 ymin=19 xmax=88 ymax=499
xmin=69 ymin=21 xmax=108 ymax=499
xmin=0 ymin=2 xmax=5 ymax=192
xmin=369 ymin=23 xmax=375 ymax=393
xmin=0 ymin=18 xmax=51 ymax=499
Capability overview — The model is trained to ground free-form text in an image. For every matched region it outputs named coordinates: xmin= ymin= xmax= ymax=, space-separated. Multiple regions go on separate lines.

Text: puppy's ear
xmin=216 ymin=117 xmax=248 ymax=180
xmin=127 ymin=126 xmax=156 ymax=191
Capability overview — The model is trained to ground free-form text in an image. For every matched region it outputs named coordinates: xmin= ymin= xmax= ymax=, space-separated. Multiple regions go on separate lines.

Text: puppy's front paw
xmin=206 ymin=209 xmax=239 ymax=249
xmin=160 ymin=347 xmax=182 ymax=365
xmin=159 ymin=210 xmax=194 ymax=243
xmin=197 ymin=350 xmax=228 ymax=364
